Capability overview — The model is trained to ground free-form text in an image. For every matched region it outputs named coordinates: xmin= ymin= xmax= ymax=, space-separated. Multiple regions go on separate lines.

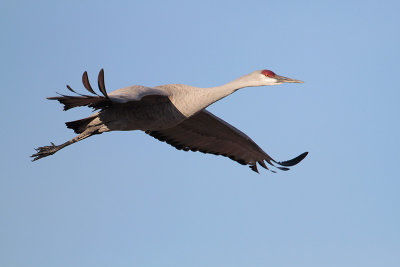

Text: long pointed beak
xmin=275 ymin=75 xmax=304 ymax=83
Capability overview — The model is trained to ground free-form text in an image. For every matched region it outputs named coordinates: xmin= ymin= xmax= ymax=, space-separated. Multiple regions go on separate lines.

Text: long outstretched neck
xmin=175 ymin=73 xmax=258 ymax=117
xmin=196 ymin=74 xmax=253 ymax=109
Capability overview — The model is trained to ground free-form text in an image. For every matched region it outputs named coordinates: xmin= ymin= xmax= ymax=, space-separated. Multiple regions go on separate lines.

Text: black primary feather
xmin=82 ymin=71 xmax=99 ymax=95
xmin=97 ymin=69 xmax=109 ymax=98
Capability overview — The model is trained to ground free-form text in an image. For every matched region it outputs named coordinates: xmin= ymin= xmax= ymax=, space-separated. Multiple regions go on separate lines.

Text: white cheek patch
xmin=266 ymin=77 xmax=279 ymax=85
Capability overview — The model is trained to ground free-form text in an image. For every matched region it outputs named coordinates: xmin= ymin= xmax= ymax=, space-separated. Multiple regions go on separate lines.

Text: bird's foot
xmin=31 ymin=142 xmax=60 ymax=161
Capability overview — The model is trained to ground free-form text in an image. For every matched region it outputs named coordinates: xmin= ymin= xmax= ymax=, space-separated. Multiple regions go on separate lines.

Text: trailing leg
xmin=31 ymin=129 xmax=100 ymax=161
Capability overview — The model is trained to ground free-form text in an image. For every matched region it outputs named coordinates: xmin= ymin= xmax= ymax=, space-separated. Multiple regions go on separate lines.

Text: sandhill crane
xmin=31 ymin=69 xmax=308 ymax=173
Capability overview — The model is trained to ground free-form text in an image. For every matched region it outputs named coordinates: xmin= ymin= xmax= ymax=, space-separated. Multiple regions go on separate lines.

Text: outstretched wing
xmin=48 ymin=69 xmax=170 ymax=111
xmin=146 ymin=110 xmax=308 ymax=173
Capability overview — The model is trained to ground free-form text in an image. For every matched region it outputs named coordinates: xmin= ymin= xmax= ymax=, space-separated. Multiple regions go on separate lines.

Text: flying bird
xmin=31 ymin=69 xmax=308 ymax=173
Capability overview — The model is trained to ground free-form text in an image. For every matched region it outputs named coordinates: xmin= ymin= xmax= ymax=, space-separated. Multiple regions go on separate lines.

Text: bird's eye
xmin=262 ymin=69 xmax=276 ymax=77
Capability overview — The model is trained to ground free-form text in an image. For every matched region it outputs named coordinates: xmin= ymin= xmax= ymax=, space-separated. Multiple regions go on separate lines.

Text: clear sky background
xmin=1 ymin=0 xmax=399 ymax=266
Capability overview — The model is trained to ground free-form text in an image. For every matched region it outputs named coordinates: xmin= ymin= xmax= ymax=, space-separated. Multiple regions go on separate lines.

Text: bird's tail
xmin=65 ymin=114 xmax=98 ymax=134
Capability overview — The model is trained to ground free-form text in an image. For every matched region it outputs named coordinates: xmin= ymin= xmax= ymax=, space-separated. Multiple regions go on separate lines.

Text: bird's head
xmin=243 ymin=69 xmax=304 ymax=86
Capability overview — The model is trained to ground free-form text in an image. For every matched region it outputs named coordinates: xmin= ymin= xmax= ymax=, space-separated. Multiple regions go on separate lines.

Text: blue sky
xmin=1 ymin=0 xmax=399 ymax=266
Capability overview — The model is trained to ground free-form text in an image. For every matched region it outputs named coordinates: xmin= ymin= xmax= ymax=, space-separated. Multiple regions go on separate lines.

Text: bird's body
xmin=97 ymin=85 xmax=186 ymax=131
xmin=32 ymin=69 xmax=308 ymax=173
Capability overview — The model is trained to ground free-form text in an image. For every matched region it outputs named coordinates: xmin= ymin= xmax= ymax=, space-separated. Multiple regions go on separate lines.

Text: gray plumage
xmin=31 ymin=69 xmax=308 ymax=173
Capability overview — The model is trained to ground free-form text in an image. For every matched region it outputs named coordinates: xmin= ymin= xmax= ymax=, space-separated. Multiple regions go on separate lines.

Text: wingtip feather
xmin=250 ymin=164 xmax=259 ymax=173
xmin=97 ymin=69 xmax=109 ymax=98
xmin=82 ymin=71 xmax=99 ymax=95
xmin=277 ymin=152 xmax=308 ymax=167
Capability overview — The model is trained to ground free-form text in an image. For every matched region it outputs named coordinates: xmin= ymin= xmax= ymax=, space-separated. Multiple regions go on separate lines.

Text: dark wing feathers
xmin=82 ymin=71 xmax=99 ymax=96
xmin=97 ymin=69 xmax=109 ymax=99
xmin=146 ymin=110 xmax=308 ymax=173
xmin=274 ymin=152 xmax=309 ymax=167
xmin=48 ymin=95 xmax=107 ymax=111
xmin=48 ymin=69 xmax=170 ymax=111
xmin=65 ymin=85 xmax=90 ymax=97
xmin=48 ymin=69 xmax=111 ymax=111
